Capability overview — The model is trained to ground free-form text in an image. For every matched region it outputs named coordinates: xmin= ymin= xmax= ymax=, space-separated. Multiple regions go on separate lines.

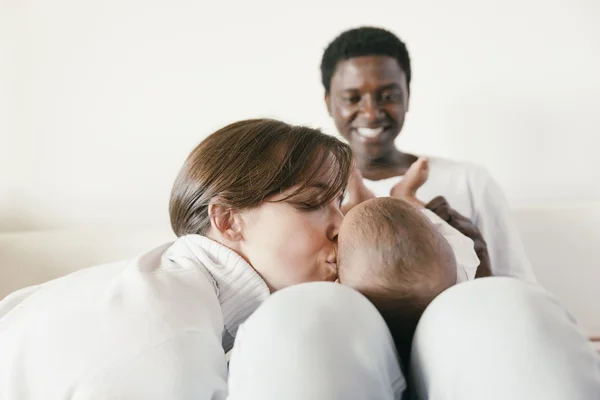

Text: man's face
xmin=326 ymin=55 xmax=409 ymax=162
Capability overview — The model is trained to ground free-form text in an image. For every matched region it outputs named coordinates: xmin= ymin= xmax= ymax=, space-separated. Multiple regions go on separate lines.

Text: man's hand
xmin=426 ymin=196 xmax=492 ymax=278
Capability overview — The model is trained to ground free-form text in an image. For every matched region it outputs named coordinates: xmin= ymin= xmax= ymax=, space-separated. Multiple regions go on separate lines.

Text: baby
xmin=337 ymin=196 xmax=478 ymax=366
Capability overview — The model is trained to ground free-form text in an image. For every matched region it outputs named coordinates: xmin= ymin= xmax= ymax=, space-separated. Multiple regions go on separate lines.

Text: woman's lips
xmin=325 ymin=261 xmax=338 ymax=281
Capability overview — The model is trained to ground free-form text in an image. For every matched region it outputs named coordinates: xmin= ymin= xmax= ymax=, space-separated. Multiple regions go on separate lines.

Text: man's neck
xmin=357 ymin=149 xmax=418 ymax=180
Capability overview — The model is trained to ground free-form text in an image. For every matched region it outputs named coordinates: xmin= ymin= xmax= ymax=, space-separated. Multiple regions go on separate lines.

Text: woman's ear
xmin=208 ymin=202 xmax=244 ymax=243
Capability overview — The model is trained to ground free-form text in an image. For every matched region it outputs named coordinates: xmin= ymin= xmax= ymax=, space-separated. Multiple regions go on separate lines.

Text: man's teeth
xmin=357 ymin=127 xmax=384 ymax=138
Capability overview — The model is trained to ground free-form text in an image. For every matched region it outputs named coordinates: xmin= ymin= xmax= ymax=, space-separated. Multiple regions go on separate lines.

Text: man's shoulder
xmin=427 ymin=156 xmax=492 ymax=186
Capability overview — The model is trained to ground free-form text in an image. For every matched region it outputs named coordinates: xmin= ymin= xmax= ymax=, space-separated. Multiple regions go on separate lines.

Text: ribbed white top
xmin=0 ymin=235 xmax=270 ymax=398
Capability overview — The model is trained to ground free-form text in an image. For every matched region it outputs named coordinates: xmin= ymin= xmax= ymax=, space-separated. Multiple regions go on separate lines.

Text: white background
xmin=1 ymin=0 xmax=599 ymax=231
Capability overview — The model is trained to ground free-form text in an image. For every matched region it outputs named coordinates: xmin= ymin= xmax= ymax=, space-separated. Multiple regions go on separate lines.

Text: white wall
xmin=1 ymin=0 xmax=599 ymax=232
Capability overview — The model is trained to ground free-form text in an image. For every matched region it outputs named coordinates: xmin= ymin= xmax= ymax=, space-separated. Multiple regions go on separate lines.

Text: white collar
xmin=166 ymin=235 xmax=270 ymax=352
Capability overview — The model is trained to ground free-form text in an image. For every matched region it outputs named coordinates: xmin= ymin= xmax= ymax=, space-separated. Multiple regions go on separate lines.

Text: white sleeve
xmin=421 ymin=209 xmax=480 ymax=282
xmin=73 ymin=331 xmax=229 ymax=400
xmin=471 ymin=169 xmax=537 ymax=283
xmin=0 ymin=285 xmax=41 ymax=319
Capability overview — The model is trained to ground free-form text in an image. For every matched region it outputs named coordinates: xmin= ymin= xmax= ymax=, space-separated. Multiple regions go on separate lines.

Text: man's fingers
xmin=425 ymin=196 xmax=446 ymax=212
xmin=435 ymin=204 xmax=453 ymax=222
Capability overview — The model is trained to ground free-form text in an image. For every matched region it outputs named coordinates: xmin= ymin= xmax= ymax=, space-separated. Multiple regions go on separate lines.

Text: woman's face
xmin=237 ymin=183 xmax=343 ymax=292
xmin=326 ymin=55 xmax=409 ymax=161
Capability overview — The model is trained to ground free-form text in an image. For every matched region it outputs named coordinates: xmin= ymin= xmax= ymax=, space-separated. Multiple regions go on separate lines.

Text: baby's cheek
xmin=336 ymin=265 xmax=350 ymax=284
xmin=337 ymin=263 xmax=369 ymax=288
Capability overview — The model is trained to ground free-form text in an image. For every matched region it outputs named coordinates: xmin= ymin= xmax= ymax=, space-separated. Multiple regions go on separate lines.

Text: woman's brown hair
xmin=169 ymin=119 xmax=353 ymax=236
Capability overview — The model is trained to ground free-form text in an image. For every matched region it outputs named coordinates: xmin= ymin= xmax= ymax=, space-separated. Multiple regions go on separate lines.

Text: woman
xmin=320 ymin=26 xmax=535 ymax=282
xmin=0 ymin=119 xmax=352 ymax=398
xmin=1 ymin=119 xmax=597 ymax=399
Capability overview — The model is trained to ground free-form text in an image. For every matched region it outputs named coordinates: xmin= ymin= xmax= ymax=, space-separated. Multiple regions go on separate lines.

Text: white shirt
xmin=362 ymin=157 xmax=536 ymax=282
xmin=421 ymin=209 xmax=479 ymax=283
xmin=0 ymin=235 xmax=270 ymax=399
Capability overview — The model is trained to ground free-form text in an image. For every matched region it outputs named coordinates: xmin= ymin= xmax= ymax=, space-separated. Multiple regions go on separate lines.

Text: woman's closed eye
xmin=296 ymin=201 xmax=324 ymax=211
xmin=296 ymin=195 xmax=345 ymax=212
xmin=290 ymin=194 xmax=328 ymax=211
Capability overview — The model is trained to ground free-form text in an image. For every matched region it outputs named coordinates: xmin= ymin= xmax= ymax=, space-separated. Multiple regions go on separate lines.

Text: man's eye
xmin=380 ymin=91 xmax=401 ymax=102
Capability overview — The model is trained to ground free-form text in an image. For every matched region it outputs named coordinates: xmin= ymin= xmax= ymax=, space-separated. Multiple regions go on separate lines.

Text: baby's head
xmin=338 ymin=197 xmax=457 ymax=364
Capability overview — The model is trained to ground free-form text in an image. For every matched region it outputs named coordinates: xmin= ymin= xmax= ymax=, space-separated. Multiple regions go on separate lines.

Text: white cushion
xmin=0 ymin=226 xmax=175 ymax=298
xmin=513 ymin=202 xmax=600 ymax=337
